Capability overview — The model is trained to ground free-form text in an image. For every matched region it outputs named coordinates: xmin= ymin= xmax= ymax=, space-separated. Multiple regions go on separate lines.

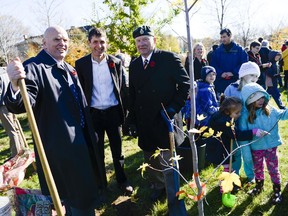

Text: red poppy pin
xmin=71 ymin=70 xmax=77 ymax=76
xmin=109 ymin=61 xmax=115 ymax=69
xmin=149 ymin=61 xmax=156 ymax=68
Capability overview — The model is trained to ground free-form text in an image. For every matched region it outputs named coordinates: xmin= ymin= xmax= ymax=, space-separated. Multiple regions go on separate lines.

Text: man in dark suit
xmin=75 ymin=27 xmax=133 ymax=195
xmin=5 ymin=26 xmax=106 ymax=215
xmin=128 ymin=25 xmax=189 ymax=215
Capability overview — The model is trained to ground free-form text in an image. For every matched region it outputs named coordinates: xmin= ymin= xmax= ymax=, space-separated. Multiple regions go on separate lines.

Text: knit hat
xmin=246 ymin=91 xmax=265 ymax=105
xmin=238 ymin=62 xmax=260 ymax=78
xmin=201 ymin=66 xmax=216 ymax=80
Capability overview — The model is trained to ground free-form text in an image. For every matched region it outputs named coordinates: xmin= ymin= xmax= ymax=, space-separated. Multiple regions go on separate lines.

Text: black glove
xmin=128 ymin=124 xmax=138 ymax=138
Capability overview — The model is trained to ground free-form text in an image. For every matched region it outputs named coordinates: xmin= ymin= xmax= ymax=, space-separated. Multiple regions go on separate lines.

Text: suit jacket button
xmin=138 ymin=90 xmax=141 ymax=93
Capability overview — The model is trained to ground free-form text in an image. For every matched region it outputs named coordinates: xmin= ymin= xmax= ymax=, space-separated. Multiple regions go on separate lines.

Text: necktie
xmin=62 ymin=64 xmax=85 ymax=128
xmin=70 ymin=83 xmax=85 ymax=128
xmin=143 ymin=59 xmax=148 ymax=70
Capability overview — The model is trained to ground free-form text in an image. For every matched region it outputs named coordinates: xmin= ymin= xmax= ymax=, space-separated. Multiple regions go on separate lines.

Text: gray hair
xmin=261 ymin=40 xmax=269 ymax=47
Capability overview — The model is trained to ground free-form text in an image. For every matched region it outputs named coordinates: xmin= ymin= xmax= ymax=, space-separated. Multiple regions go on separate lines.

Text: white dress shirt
xmin=90 ymin=56 xmax=118 ymax=110
xmin=141 ymin=52 xmax=153 ymax=66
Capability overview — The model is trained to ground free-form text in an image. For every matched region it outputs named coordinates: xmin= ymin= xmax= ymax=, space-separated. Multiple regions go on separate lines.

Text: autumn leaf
xmin=151 ymin=149 xmax=161 ymax=159
xmin=226 ymin=119 xmax=235 ymax=130
xmin=202 ymin=128 xmax=214 ymax=138
xmin=197 ymin=114 xmax=207 ymax=121
xmin=216 ymin=131 xmax=223 ymax=138
xmin=189 ymin=128 xmax=202 ymax=134
xmin=137 ymin=163 xmax=150 ymax=177
xmin=176 ymin=181 xmax=206 ymax=201
xmin=199 ymin=126 xmax=208 ymax=133
xmin=169 ymin=155 xmax=183 ymax=162
xmin=218 ymin=172 xmax=241 ymax=194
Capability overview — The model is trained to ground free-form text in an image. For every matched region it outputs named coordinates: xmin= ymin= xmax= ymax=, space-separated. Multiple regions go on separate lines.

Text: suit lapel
xmin=107 ymin=55 xmax=120 ymax=92
xmin=85 ymin=54 xmax=94 ymax=99
xmin=136 ymin=51 xmax=158 ymax=88
xmin=62 ymin=63 xmax=86 ymax=107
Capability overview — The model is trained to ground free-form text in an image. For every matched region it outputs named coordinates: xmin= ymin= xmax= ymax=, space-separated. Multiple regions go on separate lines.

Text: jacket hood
xmin=241 ymin=83 xmax=270 ymax=107
xmin=268 ymin=50 xmax=281 ymax=62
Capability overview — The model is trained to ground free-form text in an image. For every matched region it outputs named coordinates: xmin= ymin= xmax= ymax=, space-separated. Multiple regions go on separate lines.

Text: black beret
xmin=133 ymin=26 xmax=154 ymax=39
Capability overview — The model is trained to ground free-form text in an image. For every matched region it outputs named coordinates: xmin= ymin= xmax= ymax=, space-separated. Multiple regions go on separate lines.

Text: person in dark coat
xmin=184 ymin=42 xmax=208 ymax=80
xmin=5 ymin=26 xmax=106 ymax=215
xmin=266 ymin=50 xmax=285 ymax=109
xmin=128 ymin=25 xmax=189 ymax=215
xmin=75 ymin=27 xmax=133 ymax=195
xmin=207 ymin=44 xmax=219 ymax=65
xmin=247 ymin=41 xmax=271 ymax=89
xmin=258 ymin=40 xmax=271 ymax=89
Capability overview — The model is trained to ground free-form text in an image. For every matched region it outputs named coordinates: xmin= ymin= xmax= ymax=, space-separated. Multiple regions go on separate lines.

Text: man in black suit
xmin=128 ymin=25 xmax=189 ymax=215
xmin=75 ymin=27 xmax=133 ymax=195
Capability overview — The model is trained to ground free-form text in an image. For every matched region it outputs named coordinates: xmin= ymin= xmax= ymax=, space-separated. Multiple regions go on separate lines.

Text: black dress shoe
xmin=150 ymin=188 xmax=165 ymax=202
xmin=118 ymin=181 xmax=134 ymax=195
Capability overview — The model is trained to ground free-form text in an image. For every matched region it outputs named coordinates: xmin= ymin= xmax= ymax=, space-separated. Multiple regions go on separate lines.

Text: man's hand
xmin=221 ymin=72 xmax=234 ymax=80
xmin=7 ymin=57 xmax=26 ymax=92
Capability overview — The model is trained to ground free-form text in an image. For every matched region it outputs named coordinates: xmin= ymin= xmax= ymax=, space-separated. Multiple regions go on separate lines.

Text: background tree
xmin=25 ymin=42 xmax=42 ymax=60
xmin=269 ymin=27 xmax=288 ymax=50
xmin=0 ymin=15 xmax=29 ymax=65
xmin=91 ymin=0 xmax=153 ymax=57
xmin=32 ymin=0 xmax=64 ymax=33
xmin=90 ymin=0 xmax=184 ymax=57
xmin=203 ymin=0 xmax=238 ymax=36
xmin=65 ymin=28 xmax=90 ymax=66
xmin=157 ymin=34 xmax=181 ymax=53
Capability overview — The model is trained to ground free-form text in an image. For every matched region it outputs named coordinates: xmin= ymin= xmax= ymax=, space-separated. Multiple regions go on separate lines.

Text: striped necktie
xmin=143 ymin=59 xmax=148 ymax=70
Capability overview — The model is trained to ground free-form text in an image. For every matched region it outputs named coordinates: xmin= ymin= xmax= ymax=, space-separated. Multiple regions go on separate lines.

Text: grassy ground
xmin=1 ymin=90 xmax=288 ymax=215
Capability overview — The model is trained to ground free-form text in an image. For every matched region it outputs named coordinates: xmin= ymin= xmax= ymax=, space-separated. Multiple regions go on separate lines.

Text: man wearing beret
xmin=128 ymin=25 xmax=189 ymax=215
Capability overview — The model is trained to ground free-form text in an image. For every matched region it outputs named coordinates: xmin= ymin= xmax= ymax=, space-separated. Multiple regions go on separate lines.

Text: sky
xmin=1 ymin=0 xmax=288 ymax=40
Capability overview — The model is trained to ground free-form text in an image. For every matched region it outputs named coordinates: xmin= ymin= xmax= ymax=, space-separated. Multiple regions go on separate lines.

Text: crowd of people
xmin=182 ymin=28 xmax=288 ymax=206
xmin=3 ymin=24 xmax=288 ymax=215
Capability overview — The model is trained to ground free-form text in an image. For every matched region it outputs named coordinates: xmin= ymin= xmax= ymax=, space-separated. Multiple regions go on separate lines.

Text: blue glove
xmin=165 ymin=107 xmax=176 ymax=119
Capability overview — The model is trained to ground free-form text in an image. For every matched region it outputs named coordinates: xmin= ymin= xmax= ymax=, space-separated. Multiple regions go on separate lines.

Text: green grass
xmin=1 ymin=90 xmax=288 ymax=215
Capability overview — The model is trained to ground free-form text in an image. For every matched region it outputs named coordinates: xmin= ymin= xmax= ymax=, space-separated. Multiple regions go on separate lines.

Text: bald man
xmin=5 ymin=26 xmax=106 ymax=215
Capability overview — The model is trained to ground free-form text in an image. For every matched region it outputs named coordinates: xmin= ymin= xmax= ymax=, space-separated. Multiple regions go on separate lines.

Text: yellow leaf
xmin=218 ymin=172 xmax=241 ymax=194
xmin=170 ymin=155 xmax=183 ymax=162
xmin=226 ymin=122 xmax=231 ymax=127
xmin=197 ymin=114 xmax=207 ymax=121
xmin=216 ymin=131 xmax=223 ymax=138
xmin=151 ymin=149 xmax=161 ymax=159
xmin=199 ymin=126 xmax=208 ymax=133
xmin=137 ymin=163 xmax=150 ymax=177
xmin=202 ymin=128 xmax=214 ymax=138
xmin=189 ymin=128 xmax=202 ymax=134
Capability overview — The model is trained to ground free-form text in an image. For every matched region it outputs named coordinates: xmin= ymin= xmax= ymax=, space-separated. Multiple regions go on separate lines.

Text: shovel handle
xmin=18 ymin=78 xmax=64 ymax=216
